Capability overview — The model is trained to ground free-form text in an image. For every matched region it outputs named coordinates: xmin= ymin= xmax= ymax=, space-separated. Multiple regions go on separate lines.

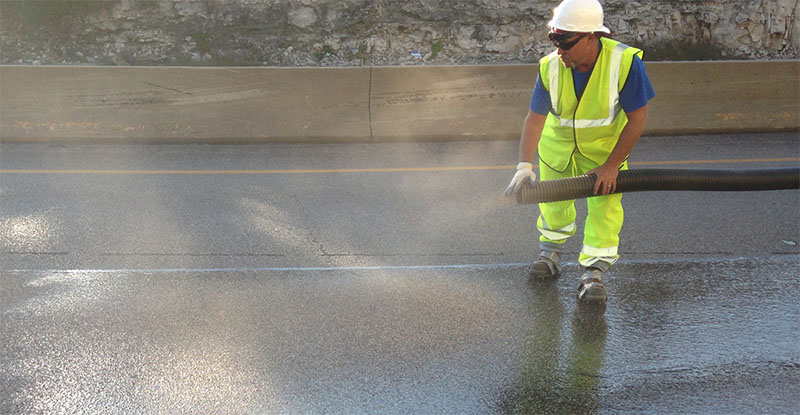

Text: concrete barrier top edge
xmin=1 ymin=59 xmax=798 ymax=70
xmin=0 ymin=65 xmax=369 ymax=72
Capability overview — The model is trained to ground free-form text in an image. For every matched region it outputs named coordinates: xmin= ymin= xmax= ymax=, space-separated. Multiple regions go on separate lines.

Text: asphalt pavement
xmin=1 ymin=132 xmax=799 ymax=414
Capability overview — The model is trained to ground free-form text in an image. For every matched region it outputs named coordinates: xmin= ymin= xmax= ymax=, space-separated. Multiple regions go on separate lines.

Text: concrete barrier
xmin=0 ymin=66 xmax=371 ymax=143
xmin=1 ymin=61 xmax=797 ymax=143
xmin=644 ymin=61 xmax=800 ymax=135
xmin=370 ymin=65 xmax=534 ymax=141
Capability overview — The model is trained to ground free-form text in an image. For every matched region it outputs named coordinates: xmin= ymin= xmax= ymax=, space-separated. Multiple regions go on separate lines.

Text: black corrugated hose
xmin=516 ymin=167 xmax=800 ymax=204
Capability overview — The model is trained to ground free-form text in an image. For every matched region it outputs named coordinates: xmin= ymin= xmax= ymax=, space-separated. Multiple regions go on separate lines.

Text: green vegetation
xmin=313 ymin=45 xmax=336 ymax=61
xmin=350 ymin=42 xmax=369 ymax=62
xmin=642 ymin=38 xmax=740 ymax=61
xmin=189 ymin=32 xmax=212 ymax=54
xmin=1 ymin=0 xmax=114 ymax=28
xmin=430 ymin=40 xmax=444 ymax=60
xmin=141 ymin=0 xmax=160 ymax=10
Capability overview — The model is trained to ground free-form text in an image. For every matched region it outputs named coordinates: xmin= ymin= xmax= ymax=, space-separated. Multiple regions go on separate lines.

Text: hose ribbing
xmin=516 ymin=167 xmax=800 ymax=204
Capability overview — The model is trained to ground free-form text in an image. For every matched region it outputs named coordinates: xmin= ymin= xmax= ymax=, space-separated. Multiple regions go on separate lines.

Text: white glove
xmin=504 ymin=162 xmax=536 ymax=196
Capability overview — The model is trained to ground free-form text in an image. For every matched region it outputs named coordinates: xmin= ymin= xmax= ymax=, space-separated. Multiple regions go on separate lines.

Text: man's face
xmin=549 ymin=30 xmax=591 ymax=68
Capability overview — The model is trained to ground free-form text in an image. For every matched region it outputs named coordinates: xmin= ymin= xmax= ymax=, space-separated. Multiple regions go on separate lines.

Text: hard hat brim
xmin=548 ymin=18 xmax=611 ymax=34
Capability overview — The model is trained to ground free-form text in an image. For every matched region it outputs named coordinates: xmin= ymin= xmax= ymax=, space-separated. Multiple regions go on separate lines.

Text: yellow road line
xmin=0 ymin=166 xmax=510 ymax=175
xmin=1 ymin=158 xmax=798 ymax=175
xmin=628 ymin=158 xmax=800 ymax=166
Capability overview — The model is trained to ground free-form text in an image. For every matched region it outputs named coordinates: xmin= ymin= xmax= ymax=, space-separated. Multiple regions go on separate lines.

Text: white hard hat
xmin=548 ymin=0 xmax=611 ymax=33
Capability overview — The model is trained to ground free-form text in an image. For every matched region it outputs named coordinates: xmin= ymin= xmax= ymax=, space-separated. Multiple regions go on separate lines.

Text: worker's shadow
xmin=502 ymin=277 xmax=608 ymax=414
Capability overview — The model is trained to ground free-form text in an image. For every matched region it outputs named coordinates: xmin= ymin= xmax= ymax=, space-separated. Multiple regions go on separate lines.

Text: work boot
xmin=528 ymin=250 xmax=562 ymax=279
xmin=577 ymin=263 xmax=610 ymax=303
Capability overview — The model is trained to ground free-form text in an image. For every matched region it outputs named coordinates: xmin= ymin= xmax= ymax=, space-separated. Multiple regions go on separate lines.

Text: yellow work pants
xmin=537 ymin=153 xmax=627 ymax=268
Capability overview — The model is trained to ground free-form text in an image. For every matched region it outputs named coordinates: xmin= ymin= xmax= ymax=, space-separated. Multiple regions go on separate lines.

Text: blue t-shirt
xmin=530 ymin=54 xmax=655 ymax=115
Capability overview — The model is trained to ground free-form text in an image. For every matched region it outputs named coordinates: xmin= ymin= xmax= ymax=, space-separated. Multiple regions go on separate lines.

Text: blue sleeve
xmin=529 ymin=74 xmax=551 ymax=116
xmin=619 ymin=56 xmax=655 ymax=112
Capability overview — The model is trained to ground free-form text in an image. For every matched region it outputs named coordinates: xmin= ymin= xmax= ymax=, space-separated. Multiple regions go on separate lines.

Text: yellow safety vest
xmin=538 ymin=38 xmax=643 ymax=172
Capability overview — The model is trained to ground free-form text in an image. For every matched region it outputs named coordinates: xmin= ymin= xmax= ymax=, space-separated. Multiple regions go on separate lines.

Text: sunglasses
xmin=549 ymin=31 xmax=585 ymax=50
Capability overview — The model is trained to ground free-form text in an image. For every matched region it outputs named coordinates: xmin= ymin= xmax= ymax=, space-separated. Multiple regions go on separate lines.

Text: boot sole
xmin=527 ymin=259 xmax=560 ymax=279
xmin=578 ymin=283 xmax=608 ymax=303
xmin=528 ymin=268 xmax=560 ymax=279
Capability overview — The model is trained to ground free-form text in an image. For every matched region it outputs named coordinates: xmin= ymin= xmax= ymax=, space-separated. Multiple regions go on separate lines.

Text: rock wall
xmin=1 ymin=0 xmax=797 ymax=66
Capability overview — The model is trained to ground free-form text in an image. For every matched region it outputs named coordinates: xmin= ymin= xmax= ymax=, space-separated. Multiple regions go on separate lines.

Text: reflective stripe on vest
xmin=547 ymin=42 xmax=629 ymax=128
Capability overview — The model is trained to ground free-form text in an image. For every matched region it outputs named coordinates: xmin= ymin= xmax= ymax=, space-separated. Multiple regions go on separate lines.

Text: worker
xmin=504 ymin=0 xmax=655 ymax=303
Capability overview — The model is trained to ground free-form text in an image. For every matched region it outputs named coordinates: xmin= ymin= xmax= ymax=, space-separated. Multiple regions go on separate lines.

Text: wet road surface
xmin=1 ymin=133 xmax=799 ymax=414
